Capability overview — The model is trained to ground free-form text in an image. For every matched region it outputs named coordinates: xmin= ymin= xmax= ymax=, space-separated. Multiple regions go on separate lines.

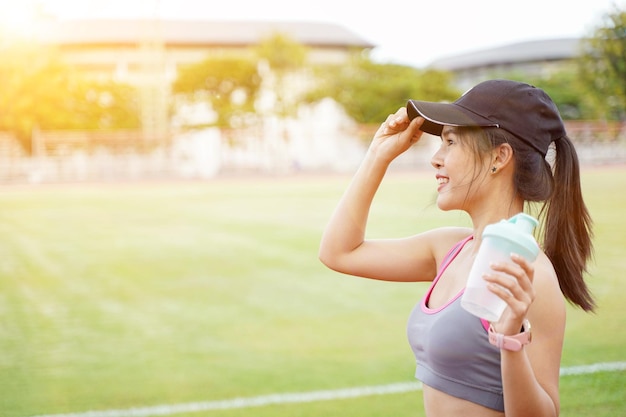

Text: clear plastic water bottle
xmin=461 ymin=213 xmax=540 ymax=322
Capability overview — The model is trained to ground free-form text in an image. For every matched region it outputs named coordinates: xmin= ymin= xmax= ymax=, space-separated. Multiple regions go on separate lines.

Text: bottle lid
xmin=483 ymin=213 xmax=540 ymax=259
xmin=509 ymin=213 xmax=538 ymax=234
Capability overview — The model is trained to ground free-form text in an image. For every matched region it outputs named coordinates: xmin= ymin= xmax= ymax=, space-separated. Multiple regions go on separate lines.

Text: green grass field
xmin=0 ymin=167 xmax=624 ymax=417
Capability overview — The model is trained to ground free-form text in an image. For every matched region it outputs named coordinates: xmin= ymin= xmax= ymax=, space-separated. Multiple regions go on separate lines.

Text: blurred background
xmin=0 ymin=0 xmax=624 ymax=183
xmin=1 ymin=2 xmax=625 ymax=417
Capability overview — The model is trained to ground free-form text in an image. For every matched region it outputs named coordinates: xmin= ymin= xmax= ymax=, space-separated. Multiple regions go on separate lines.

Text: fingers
xmin=379 ymin=108 xmax=424 ymax=138
xmin=511 ymin=253 xmax=535 ymax=284
xmin=381 ymin=108 xmax=410 ymax=135
xmin=371 ymin=108 xmax=424 ymax=162
xmin=483 ymin=254 xmax=536 ymax=319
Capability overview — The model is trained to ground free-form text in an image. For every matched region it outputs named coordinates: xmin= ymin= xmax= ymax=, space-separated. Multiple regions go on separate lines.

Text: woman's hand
xmin=370 ymin=107 xmax=424 ymax=164
xmin=484 ymin=253 xmax=537 ymax=334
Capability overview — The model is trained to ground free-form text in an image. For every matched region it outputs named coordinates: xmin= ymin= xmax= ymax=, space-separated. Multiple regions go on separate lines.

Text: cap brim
xmin=406 ymin=100 xmax=499 ymax=136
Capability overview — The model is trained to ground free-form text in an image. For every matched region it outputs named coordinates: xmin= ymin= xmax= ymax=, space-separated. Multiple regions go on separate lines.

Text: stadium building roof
xmin=429 ymin=38 xmax=581 ymax=71
xmin=41 ymin=18 xmax=376 ymax=49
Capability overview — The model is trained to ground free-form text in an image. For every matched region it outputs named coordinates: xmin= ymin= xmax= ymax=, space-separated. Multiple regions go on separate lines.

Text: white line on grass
xmin=28 ymin=362 xmax=626 ymax=417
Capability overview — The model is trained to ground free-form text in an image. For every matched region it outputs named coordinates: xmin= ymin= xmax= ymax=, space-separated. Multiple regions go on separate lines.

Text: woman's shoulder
xmin=418 ymin=226 xmax=473 ymax=239
xmin=411 ymin=226 xmax=473 ymax=260
xmin=530 ymin=251 xmax=565 ymax=319
xmin=534 ymin=251 xmax=560 ymax=289
xmin=422 ymin=226 xmax=473 ymax=246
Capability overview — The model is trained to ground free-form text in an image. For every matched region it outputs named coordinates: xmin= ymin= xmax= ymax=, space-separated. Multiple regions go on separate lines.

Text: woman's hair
xmin=460 ymin=126 xmax=595 ymax=311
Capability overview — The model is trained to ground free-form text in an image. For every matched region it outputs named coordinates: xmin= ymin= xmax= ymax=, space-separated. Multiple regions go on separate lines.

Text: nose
xmin=431 ymin=146 xmax=443 ymax=170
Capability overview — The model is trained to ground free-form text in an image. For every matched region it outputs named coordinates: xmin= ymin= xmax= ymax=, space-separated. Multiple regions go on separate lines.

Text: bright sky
xmin=1 ymin=0 xmax=624 ymax=67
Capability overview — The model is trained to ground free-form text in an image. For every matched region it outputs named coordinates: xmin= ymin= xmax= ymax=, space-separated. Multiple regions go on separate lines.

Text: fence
xmin=0 ymin=121 xmax=624 ymax=183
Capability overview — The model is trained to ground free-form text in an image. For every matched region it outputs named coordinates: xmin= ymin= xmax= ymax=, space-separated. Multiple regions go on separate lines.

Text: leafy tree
xmin=172 ymin=56 xmax=262 ymax=128
xmin=0 ymin=41 xmax=140 ymax=152
xmin=306 ymin=54 xmax=460 ymax=125
xmin=579 ymin=4 xmax=626 ymax=120
xmin=77 ymin=80 xmax=140 ymax=130
xmin=255 ymin=33 xmax=308 ymax=118
xmin=256 ymin=32 xmax=307 ymax=73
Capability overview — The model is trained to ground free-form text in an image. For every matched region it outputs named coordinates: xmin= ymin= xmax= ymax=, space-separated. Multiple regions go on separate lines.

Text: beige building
xmin=428 ymin=38 xmax=581 ymax=91
xmin=40 ymin=18 xmax=375 ymax=83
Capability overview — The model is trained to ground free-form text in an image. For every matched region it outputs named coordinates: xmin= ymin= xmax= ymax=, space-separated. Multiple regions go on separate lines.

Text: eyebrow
xmin=441 ymin=126 xmax=459 ymax=136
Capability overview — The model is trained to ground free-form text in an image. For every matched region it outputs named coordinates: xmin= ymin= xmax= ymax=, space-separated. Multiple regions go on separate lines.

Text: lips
xmin=436 ymin=175 xmax=449 ymax=192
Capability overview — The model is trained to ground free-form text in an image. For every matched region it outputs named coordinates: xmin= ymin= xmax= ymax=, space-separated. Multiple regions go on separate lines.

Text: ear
xmin=492 ymin=143 xmax=514 ymax=170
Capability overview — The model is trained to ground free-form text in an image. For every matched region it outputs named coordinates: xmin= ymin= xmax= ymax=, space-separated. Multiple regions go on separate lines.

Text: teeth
xmin=437 ymin=177 xmax=449 ymax=184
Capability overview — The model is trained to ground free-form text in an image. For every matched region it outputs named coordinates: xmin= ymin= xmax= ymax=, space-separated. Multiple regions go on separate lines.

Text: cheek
xmin=447 ymin=152 xmax=476 ymax=179
xmin=449 ymin=148 xmax=488 ymax=180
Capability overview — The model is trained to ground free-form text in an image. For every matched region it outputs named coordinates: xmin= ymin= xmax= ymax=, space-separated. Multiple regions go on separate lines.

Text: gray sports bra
xmin=406 ymin=235 xmax=505 ymax=412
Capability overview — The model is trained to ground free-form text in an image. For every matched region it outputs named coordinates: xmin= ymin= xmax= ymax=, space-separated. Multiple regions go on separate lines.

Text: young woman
xmin=318 ymin=79 xmax=594 ymax=417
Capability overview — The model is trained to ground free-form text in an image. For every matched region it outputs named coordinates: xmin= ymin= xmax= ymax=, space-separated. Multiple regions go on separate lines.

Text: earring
xmin=491 ymin=166 xmax=497 ymax=173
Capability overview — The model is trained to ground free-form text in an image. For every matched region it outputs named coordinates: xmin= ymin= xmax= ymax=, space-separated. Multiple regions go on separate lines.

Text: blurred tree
xmin=579 ymin=4 xmax=626 ymax=120
xmin=172 ymin=56 xmax=262 ymax=128
xmin=256 ymin=32 xmax=307 ymax=73
xmin=306 ymin=54 xmax=460 ymax=125
xmin=78 ymin=80 xmax=140 ymax=130
xmin=0 ymin=41 xmax=140 ymax=153
xmin=255 ymin=33 xmax=308 ymax=118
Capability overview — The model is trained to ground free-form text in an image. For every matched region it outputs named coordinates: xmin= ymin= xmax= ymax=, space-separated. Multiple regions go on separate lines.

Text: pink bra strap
xmin=437 ymin=235 xmax=473 ymax=282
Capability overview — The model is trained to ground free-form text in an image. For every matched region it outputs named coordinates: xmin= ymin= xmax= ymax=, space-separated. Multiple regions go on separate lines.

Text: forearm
xmin=501 ymin=350 xmax=559 ymax=417
xmin=318 ymin=150 xmax=389 ymax=266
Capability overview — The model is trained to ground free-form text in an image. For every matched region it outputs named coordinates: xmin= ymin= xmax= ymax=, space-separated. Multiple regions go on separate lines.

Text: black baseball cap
xmin=407 ymin=79 xmax=566 ymax=156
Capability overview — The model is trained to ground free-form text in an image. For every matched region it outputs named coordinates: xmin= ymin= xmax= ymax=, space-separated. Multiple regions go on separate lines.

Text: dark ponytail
xmin=542 ymin=135 xmax=595 ymax=311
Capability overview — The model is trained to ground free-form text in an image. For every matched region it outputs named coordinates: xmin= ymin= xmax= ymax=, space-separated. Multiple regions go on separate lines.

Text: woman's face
xmin=430 ymin=126 xmax=491 ymax=212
